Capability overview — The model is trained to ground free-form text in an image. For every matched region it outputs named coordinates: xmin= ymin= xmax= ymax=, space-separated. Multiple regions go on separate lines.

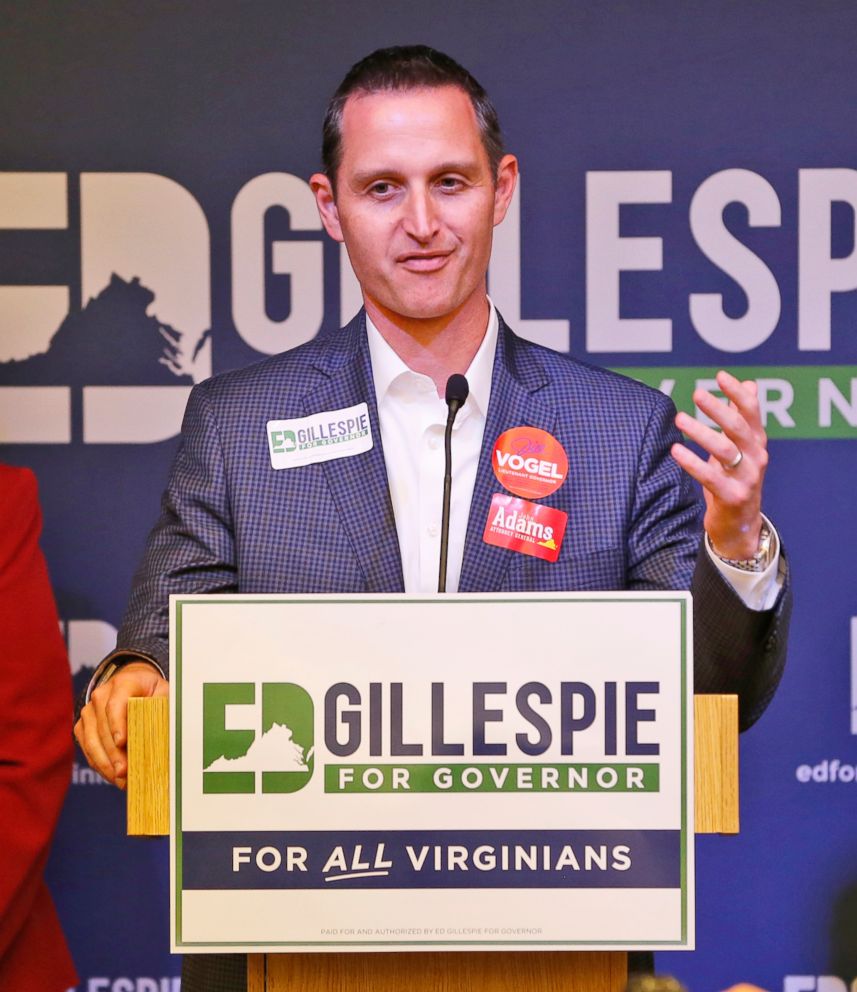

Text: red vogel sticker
xmin=492 ymin=426 xmax=568 ymax=499
xmin=482 ymin=494 xmax=568 ymax=562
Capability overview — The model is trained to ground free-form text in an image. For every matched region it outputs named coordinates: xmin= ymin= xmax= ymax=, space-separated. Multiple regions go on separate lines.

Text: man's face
xmin=311 ymin=85 xmax=517 ymax=326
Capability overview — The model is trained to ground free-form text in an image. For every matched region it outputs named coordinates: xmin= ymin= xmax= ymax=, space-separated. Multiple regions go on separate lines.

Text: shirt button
xmin=427 ymin=523 xmax=439 ymax=537
xmin=428 ymin=435 xmax=441 ymax=450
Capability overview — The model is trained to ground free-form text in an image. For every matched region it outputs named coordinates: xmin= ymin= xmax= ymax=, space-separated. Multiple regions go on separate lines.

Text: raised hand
xmin=670 ymin=370 xmax=768 ymax=560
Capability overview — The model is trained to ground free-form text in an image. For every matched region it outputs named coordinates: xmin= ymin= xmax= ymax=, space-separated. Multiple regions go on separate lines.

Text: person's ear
xmin=492 ymin=155 xmax=519 ymax=226
xmin=310 ymin=173 xmax=344 ymax=242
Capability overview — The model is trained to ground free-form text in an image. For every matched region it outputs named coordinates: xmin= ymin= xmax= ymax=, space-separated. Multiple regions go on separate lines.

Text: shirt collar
xmin=366 ymin=300 xmax=498 ymax=419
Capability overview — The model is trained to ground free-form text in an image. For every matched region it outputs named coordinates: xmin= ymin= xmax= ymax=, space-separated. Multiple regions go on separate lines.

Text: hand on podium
xmin=74 ymin=662 xmax=168 ymax=789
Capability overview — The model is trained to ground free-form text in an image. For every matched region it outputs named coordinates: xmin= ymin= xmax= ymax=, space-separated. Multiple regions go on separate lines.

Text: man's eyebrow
xmin=431 ymin=160 xmax=482 ymax=175
xmin=350 ymin=168 xmax=399 ymax=187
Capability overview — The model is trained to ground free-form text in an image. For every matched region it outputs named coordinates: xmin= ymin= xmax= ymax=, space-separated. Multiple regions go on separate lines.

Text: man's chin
xmin=373 ymin=289 xmax=478 ymax=325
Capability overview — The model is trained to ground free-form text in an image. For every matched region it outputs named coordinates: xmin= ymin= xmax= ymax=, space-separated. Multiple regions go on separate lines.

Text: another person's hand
xmin=73 ymin=662 xmax=168 ymax=789
xmin=670 ymin=370 xmax=768 ymax=560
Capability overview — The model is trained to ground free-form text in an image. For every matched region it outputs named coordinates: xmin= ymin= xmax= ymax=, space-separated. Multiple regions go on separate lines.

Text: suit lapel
xmin=302 ymin=315 xmax=404 ymax=592
xmin=459 ymin=318 xmax=556 ymax=592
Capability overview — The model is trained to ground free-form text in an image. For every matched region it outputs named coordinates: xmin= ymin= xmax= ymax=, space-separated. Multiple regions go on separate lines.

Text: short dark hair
xmin=322 ymin=45 xmax=505 ymax=188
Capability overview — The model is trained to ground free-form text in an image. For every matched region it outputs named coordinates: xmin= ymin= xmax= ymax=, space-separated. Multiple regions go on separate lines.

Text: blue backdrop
xmin=1 ymin=3 xmax=855 ymax=990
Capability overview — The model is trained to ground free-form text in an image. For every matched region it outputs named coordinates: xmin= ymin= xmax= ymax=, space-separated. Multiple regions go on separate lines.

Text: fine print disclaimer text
xmin=319 ymin=926 xmax=544 ymax=937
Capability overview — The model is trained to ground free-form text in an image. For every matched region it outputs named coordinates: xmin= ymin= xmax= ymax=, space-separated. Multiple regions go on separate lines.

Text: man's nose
xmin=402 ymin=188 xmax=440 ymax=242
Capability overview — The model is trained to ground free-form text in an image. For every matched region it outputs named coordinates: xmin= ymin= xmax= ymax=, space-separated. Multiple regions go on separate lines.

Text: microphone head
xmin=445 ymin=373 xmax=469 ymax=409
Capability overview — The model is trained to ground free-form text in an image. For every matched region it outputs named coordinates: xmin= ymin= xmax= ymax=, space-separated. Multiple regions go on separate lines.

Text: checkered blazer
xmin=116 ymin=311 xmax=790 ymax=729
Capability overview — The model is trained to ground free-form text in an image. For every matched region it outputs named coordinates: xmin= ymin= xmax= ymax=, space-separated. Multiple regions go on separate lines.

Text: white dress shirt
xmin=366 ymin=302 xmax=782 ymax=607
xmin=367 ymin=307 xmax=497 ymax=594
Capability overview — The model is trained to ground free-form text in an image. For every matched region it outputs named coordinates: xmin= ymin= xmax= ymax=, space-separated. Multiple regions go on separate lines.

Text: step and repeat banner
xmin=1 ymin=3 xmax=855 ymax=990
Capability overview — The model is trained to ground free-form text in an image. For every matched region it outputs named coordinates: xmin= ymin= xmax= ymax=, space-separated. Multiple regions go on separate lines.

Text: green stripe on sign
xmin=325 ymin=763 xmax=659 ymax=793
xmin=611 ymin=366 xmax=857 ymax=439
xmin=203 ymin=771 xmax=255 ymax=794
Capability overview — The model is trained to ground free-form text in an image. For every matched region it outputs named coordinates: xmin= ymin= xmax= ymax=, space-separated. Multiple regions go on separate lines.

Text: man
xmin=75 ymin=46 xmax=790 ymax=990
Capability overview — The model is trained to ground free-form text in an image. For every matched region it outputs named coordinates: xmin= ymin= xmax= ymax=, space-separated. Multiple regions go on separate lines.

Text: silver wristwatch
xmin=712 ymin=524 xmax=773 ymax=572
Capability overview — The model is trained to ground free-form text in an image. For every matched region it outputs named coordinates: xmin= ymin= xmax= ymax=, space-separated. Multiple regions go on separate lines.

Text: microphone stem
xmin=438 ymin=406 xmax=456 ymax=593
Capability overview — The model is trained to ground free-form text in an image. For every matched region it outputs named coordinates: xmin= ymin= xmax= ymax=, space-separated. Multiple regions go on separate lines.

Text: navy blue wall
xmin=2 ymin=4 xmax=855 ymax=989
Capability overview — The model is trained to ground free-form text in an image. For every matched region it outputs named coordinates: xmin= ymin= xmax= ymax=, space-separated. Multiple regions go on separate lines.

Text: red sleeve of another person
xmin=0 ymin=465 xmax=77 ymax=991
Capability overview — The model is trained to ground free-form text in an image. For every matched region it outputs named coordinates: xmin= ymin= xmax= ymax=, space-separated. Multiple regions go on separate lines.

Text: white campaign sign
xmin=170 ymin=592 xmax=694 ymax=953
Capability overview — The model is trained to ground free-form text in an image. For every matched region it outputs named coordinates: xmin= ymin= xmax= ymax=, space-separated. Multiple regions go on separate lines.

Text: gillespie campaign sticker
xmin=267 ymin=403 xmax=372 ymax=470
xmin=492 ymin=427 xmax=568 ymax=499
xmin=482 ymin=494 xmax=568 ymax=562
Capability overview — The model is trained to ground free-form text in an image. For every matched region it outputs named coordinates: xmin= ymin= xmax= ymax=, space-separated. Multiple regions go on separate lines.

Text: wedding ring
xmin=724 ymin=449 xmax=743 ymax=470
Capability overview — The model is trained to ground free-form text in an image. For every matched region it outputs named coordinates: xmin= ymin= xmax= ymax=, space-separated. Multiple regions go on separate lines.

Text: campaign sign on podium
xmin=170 ymin=593 xmax=693 ymax=953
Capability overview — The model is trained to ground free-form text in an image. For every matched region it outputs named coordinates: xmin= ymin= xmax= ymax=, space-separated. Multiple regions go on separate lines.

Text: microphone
xmin=445 ymin=373 xmax=469 ymax=416
xmin=438 ymin=374 xmax=470 ymax=593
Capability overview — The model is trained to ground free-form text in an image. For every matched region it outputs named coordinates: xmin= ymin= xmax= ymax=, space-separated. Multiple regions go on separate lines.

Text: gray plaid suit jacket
xmin=117 ymin=309 xmax=789 ymax=731
xmin=114 ymin=311 xmax=790 ymax=991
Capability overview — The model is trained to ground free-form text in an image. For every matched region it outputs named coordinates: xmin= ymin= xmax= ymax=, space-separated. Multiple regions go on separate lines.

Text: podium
xmin=127 ymin=693 xmax=738 ymax=992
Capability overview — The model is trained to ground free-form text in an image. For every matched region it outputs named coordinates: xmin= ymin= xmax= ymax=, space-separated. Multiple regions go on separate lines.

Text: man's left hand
xmin=670 ymin=370 xmax=768 ymax=560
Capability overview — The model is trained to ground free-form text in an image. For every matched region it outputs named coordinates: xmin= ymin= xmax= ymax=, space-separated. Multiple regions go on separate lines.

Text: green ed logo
xmin=202 ymin=682 xmax=314 ymax=794
xmin=269 ymin=429 xmax=297 ymax=454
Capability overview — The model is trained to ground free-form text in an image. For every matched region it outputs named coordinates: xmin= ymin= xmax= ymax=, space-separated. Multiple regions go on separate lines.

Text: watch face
xmin=757 ymin=527 xmax=772 ymax=563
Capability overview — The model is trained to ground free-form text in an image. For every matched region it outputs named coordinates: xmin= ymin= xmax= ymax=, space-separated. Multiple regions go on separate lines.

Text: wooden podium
xmin=127 ymin=694 xmax=739 ymax=992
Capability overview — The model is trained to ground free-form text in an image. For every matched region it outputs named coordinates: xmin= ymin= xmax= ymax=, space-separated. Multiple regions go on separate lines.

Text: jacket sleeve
xmin=691 ymin=548 xmax=791 ymax=730
xmin=115 ymin=380 xmax=238 ymax=674
xmin=626 ymin=391 xmax=791 ymax=730
xmin=0 ymin=466 xmax=74 ymax=963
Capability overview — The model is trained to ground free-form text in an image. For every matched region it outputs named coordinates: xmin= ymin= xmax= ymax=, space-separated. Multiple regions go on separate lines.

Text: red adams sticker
xmin=492 ymin=426 xmax=568 ymax=499
xmin=482 ymin=494 xmax=568 ymax=563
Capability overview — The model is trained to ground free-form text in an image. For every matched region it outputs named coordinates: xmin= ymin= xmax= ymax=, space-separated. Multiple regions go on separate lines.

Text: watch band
xmin=711 ymin=524 xmax=773 ymax=572
xmin=85 ymin=649 xmax=166 ymax=704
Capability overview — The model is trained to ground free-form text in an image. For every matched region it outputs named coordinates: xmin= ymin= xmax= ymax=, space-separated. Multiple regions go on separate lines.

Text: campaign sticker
xmin=267 ymin=403 xmax=373 ymax=469
xmin=492 ymin=426 xmax=568 ymax=499
xmin=482 ymin=493 xmax=568 ymax=562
